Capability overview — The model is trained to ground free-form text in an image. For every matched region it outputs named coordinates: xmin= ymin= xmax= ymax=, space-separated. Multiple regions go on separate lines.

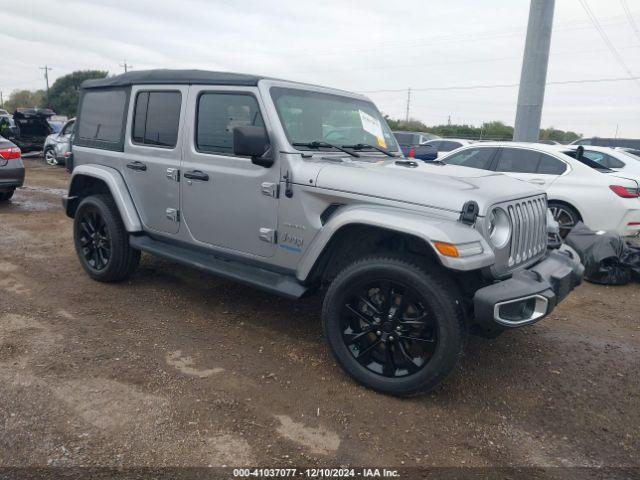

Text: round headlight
xmin=488 ymin=208 xmax=511 ymax=248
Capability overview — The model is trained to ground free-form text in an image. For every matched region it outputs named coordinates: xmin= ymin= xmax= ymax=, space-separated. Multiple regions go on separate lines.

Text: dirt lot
xmin=1 ymin=158 xmax=639 ymax=470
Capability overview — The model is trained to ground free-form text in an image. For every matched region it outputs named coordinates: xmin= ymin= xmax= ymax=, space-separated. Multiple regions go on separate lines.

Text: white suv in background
xmin=423 ymin=138 xmax=474 ymax=158
xmin=440 ymin=142 xmax=640 ymax=237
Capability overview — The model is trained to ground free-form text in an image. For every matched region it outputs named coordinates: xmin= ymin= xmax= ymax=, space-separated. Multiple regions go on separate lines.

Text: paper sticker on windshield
xmin=359 ymin=110 xmax=387 ymax=149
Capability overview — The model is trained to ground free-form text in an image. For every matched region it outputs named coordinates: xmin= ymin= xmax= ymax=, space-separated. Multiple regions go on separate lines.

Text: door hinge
xmin=260 ymin=182 xmax=279 ymax=198
xmin=259 ymin=227 xmax=276 ymax=244
xmin=166 ymin=168 xmax=180 ymax=182
xmin=166 ymin=208 xmax=180 ymax=222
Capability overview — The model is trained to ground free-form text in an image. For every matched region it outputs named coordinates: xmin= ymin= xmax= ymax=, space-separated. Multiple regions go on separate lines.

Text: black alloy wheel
xmin=322 ymin=256 xmax=464 ymax=396
xmin=73 ymin=194 xmax=140 ymax=282
xmin=77 ymin=206 xmax=111 ymax=271
xmin=341 ymin=279 xmax=438 ymax=378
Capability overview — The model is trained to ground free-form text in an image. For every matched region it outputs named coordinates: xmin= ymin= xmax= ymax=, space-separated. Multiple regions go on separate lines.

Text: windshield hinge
xmin=261 ymin=182 xmax=279 ymax=198
xmin=284 ymin=170 xmax=294 ymax=198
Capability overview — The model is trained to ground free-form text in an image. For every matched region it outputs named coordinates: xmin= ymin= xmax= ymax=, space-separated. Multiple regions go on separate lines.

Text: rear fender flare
xmin=66 ymin=164 xmax=142 ymax=232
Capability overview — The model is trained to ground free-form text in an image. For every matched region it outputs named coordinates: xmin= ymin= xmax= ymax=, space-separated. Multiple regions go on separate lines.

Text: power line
xmin=359 ymin=75 xmax=640 ymax=94
xmin=621 ymin=0 xmax=640 ymax=44
xmin=120 ymin=60 xmax=132 ymax=73
xmin=578 ymin=0 xmax=640 ymax=86
xmin=39 ymin=65 xmax=52 ymax=106
xmin=404 ymin=88 xmax=411 ymax=122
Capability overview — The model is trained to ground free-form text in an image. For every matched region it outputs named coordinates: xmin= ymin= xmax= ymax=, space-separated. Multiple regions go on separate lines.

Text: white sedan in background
xmin=423 ymin=138 xmax=474 ymax=158
xmin=564 ymin=145 xmax=640 ymax=178
xmin=440 ymin=142 xmax=640 ymax=237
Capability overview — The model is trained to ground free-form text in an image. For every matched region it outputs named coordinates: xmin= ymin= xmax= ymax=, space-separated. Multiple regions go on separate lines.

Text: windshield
xmin=270 ymin=87 xmax=398 ymax=153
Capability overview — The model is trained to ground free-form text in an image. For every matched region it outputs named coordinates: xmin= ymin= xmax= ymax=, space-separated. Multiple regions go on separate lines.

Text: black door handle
xmin=126 ymin=161 xmax=147 ymax=171
xmin=183 ymin=170 xmax=209 ymax=181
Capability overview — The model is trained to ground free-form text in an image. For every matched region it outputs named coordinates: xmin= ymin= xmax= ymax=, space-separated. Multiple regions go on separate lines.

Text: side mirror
xmin=233 ymin=125 xmax=273 ymax=167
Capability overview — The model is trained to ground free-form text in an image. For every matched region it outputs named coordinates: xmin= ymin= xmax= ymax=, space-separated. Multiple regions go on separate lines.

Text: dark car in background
xmin=571 ymin=137 xmax=640 ymax=149
xmin=7 ymin=108 xmax=56 ymax=153
xmin=392 ymin=131 xmax=439 ymax=161
xmin=0 ymin=136 xmax=24 ymax=201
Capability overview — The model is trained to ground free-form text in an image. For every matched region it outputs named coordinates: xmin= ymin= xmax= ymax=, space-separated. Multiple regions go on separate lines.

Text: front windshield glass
xmin=270 ymin=87 xmax=398 ymax=152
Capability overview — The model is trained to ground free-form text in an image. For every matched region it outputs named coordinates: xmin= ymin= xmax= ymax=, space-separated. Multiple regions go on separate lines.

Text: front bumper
xmin=473 ymin=245 xmax=584 ymax=328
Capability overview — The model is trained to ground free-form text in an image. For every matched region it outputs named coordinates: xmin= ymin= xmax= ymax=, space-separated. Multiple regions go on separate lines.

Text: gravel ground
xmin=0 ymin=158 xmax=639 ymax=470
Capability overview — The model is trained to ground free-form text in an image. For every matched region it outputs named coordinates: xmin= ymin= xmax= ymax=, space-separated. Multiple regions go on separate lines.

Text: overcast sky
xmin=1 ymin=0 xmax=639 ymax=137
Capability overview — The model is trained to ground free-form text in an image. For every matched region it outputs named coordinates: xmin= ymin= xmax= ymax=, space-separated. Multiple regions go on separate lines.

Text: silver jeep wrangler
xmin=63 ymin=69 xmax=583 ymax=396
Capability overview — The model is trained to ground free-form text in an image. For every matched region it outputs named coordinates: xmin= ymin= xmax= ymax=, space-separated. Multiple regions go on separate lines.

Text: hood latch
xmin=459 ymin=200 xmax=479 ymax=225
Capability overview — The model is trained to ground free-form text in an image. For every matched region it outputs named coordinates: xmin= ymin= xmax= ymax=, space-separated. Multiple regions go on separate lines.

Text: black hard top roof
xmin=82 ymin=69 xmax=270 ymax=89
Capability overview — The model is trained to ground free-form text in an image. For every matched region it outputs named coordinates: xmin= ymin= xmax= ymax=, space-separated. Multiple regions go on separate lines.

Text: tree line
xmin=2 ymin=70 xmax=107 ymax=117
xmin=385 ymin=117 xmax=581 ymax=143
xmin=1 ymin=70 xmax=582 ymax=143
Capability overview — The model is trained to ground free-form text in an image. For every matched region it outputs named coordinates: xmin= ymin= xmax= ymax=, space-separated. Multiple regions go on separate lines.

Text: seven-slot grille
xmin=505 ymin=195 xmax=548 ymax=267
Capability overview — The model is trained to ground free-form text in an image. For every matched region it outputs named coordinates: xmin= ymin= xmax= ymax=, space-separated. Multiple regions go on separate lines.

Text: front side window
xmin=443 ymin=147 xmax=497 ymax=170
xmin=61 ymin=119 xmax=75 ymax=136
xmin=132 ymin=91 xmax=181 ymax=148
xmin=77 ymin=89 xmax=127 ymax=146
xmin=496 ymin=148 xmax=540 ymax=173
xmin=196 ymin=92 xmax=264 ymax=155
xmin=271 ymin=87 xmax=398 ymax=153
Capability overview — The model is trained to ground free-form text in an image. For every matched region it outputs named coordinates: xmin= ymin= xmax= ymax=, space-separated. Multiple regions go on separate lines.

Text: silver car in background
xmin=43 ymin=118 xmax=75 ymax=166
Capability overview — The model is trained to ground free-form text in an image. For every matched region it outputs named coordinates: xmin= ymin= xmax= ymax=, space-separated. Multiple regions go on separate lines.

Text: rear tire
xmin=0 ymin=189 xmax=15 ymax=202
xmin=322 ymin=256 xmax=465 ymax=396
xmin=73 ymin=194 xmax=140 ymax=282
xmin=0 ymin=188 xmax=16 ymax=202
xmin=549 ymin=202 xmax=580 ymax=237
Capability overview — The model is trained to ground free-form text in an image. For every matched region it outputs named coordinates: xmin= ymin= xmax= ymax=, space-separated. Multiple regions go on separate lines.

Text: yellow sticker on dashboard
xmin=377 ymin=137 xmax=387 ymax=149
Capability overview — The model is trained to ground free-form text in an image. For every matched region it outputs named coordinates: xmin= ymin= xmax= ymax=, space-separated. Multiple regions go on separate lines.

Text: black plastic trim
xmin=129 ymin=235 xmax=307 ymax=299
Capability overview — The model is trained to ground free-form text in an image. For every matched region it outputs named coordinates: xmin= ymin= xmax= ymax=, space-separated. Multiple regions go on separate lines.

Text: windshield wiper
xmin=292 ymin=141 xmax=360 ymax=157
xmin=340 ymin=143 xmax=397 ymax=157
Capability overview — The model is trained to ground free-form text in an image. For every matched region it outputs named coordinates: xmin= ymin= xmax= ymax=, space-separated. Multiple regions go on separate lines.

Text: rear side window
xmin=196 ymin=92 xmax=264 ymax=156
xmin=496 ymin=148 xmax=540 ymax=173
xmin=132 ymin=91 xmax=182 ymax=148
xmin=77 ymin=89 xmax=128 ymax=150
xmin=537 ymin=154 xmax=567 ymax=174
xmin=444 ymin=147 xmax=497 ymax=170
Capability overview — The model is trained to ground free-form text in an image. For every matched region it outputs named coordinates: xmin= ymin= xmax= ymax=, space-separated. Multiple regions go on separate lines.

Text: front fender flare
xmin=296 ymin=205 xmax=495 ymax=281
xmin=65 ymin=164 xmax=142 ymax=232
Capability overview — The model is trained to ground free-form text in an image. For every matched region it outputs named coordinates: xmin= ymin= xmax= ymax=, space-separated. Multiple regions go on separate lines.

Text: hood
xmin=314 ymin=157 xmax=544 ymax=215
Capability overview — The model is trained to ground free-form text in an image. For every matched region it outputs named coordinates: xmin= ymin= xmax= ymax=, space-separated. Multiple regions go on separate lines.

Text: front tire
xmin=73 ymin=194 xmax=140 ymax=282
xmin=322 ymin=256 xmax=465 ymax=396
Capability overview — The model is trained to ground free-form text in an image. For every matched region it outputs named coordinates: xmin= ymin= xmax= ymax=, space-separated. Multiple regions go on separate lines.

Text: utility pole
xmin=120 ymin=60 xmax=132 ymax=73
xmin=39 ymin=65 xmax=52 ymax=107
xmin=447 ymin=115 xmax=451 ymax=126
xmin=404 ymin=87 xmax=411 ymax=122
xmin=0 ymin=90 xmax=3 ymax=109
xmin=513 ymin=0 xmax=555 ymax=142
